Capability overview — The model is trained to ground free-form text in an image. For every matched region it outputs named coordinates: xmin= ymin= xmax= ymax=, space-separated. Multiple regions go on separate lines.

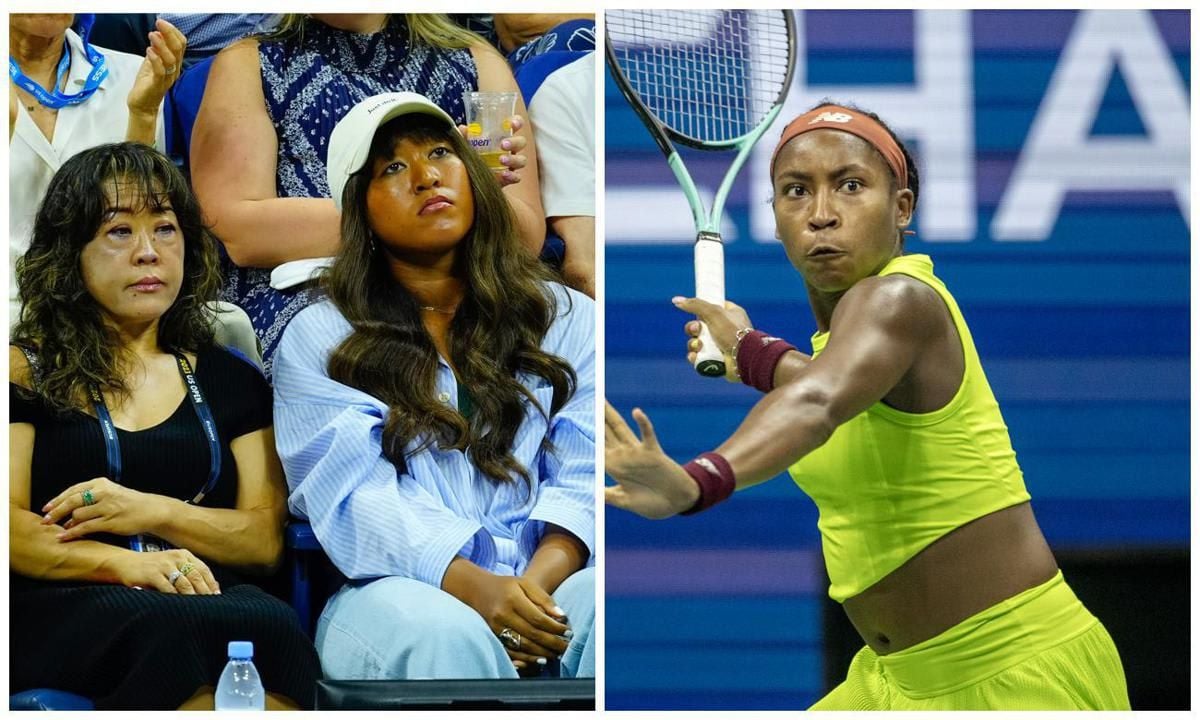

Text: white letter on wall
xmin=992 ymin=10 xmax=1190 ymax=241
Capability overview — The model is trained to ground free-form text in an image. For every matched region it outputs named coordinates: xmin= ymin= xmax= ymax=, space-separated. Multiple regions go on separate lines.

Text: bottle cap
xmin=228 ymin=641 xmax=254 ymax=659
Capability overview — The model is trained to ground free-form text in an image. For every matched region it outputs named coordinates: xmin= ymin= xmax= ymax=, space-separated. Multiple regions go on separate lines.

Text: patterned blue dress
xmin=220 ymin=16 xmax=478 ymax=377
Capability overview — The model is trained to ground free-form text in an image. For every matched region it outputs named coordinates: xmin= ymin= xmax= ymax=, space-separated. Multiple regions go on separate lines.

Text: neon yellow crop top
xmin=788 ymin=254 xmax=1031 ymax=603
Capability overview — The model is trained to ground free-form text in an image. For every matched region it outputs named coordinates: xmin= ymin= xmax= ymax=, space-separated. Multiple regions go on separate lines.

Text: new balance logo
xmin=809 ymin=112 xmax=853 ymax=124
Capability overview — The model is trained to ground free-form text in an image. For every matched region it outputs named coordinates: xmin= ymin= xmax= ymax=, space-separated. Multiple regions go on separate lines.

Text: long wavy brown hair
xmin=12 ymin=142 xmax=222 ymax=413
xmin=324 ymin=113 xmax=576 ymax=485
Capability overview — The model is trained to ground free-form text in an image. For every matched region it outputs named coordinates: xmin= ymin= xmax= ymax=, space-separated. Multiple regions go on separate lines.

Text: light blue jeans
xmin=316 ymin=567 xmax=595 ymax=680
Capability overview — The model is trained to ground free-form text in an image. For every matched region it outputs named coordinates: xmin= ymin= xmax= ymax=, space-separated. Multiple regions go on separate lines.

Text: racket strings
xmin=609 ymin=10 xmax=792 ymax=144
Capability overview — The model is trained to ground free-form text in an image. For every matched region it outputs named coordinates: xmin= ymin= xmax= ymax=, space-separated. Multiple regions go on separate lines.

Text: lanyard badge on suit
xmin=91 ymin=354 xmax=222 ymax=552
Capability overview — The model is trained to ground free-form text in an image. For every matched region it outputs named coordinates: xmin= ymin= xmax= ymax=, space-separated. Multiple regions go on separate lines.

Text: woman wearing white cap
xmin=191 ymin=14 xmax=545 ymax=376
xmin=272 ymin=92 xmax=595 ymax=680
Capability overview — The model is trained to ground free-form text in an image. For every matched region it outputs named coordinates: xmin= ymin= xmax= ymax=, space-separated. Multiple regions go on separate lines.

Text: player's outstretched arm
xmin=715 ymin=275 xmax=944 ymax=488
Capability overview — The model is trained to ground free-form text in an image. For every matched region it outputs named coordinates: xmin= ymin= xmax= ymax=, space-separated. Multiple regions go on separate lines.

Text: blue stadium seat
xmin=286 ymin=521 xmax=343 ymax=637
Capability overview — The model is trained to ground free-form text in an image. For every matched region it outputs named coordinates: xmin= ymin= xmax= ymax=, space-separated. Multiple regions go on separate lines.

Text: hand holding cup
xmin=463 ymin=91 xmax=525 ymax=186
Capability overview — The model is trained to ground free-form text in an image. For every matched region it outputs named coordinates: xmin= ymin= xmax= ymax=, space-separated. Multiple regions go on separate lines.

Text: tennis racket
xmin=606 ymin=10 xmax=796 ymax=377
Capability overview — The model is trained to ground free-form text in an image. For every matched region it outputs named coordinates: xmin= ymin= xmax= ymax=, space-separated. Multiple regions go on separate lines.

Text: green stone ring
xmin=81 ymin=489 xmax=96 ymax=506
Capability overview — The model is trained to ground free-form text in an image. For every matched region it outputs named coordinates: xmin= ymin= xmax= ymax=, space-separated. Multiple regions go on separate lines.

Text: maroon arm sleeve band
xmin=736 ymin=330 xmax=798 ymax=393
xmin=680 ymin=451 xmax=736 ymax=515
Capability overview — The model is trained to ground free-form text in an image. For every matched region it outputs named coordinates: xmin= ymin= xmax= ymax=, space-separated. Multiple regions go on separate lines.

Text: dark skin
xmin=606 ymin=129 xmax=1057 ymax=654
xmin=366 ymin=133 xmax=587 ymax=673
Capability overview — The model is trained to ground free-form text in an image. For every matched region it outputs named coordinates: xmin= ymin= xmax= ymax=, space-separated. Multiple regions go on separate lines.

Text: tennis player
xmin=605 ymin=102 xmax=1130 ymax=710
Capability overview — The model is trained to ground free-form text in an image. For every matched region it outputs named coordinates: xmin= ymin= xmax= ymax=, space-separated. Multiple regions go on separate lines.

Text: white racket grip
xmin=694 ymin=234 xmax=727 ymax=377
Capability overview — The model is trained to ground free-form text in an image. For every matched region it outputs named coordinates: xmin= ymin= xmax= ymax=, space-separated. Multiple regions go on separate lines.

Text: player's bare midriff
xmin=841 ymin=501 xmax=1059 ymax=655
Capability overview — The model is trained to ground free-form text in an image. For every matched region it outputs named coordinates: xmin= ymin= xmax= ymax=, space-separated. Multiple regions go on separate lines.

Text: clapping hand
xmin=127 ymin=18 xmax=187 ymax=117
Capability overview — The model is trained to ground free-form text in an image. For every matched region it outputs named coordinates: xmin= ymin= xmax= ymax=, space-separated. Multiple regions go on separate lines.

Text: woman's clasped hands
xmin=465 ymin=572 xmax=573 ymax=675
xmin=41 ymin=477 xmax=167 ymax=541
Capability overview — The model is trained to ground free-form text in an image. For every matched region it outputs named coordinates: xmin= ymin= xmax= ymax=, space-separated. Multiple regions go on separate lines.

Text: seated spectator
xmin=10 ymin=143 xmax=320 ymax=710
xmin=273 ymin=93 xmax=595 ymax=680
xmin=191 ymin=13 xmax=545 ymax=376
xmin=494 ymin=15 xmax=595 ymax=296
xmin=9 ymin=12 xmax=184 ymax=327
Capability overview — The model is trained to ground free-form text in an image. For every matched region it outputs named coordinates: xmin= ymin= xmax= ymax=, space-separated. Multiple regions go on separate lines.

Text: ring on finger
xmin=178 ymin=561 xmax=195 ymax=576
xmin=167 ymin=569 xmax=183 ymax=585
xmin=498 ymin=627 xmax=522 ymax=650
xmin=164 ymin=65 xmax=177 ymax=74
xmin=81 ymin=488 xmax=96 ymax=506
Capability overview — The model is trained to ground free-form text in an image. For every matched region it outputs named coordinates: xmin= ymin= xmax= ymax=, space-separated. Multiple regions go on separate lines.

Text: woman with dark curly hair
xmin=9 ymin=142 xmax=319 ymax=710
xmin=273 ymin=92 xmax=595 ymax=680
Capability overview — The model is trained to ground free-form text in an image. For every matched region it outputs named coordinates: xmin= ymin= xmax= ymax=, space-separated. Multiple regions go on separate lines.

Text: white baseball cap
xmin=326 ymin=92 xmax=456 ymax=210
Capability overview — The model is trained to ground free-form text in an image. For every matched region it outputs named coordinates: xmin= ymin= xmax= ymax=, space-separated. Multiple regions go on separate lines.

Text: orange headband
xmin=770 ymin=105 xmax=908 ymax=190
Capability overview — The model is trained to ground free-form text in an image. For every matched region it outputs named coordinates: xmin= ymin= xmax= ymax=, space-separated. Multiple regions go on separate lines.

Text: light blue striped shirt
xmin=273 ymin=284 xmax=595 ymax=586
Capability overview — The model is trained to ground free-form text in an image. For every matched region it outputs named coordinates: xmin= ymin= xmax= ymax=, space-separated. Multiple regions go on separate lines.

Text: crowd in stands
xmin=9 ymin=12 xmax=595 ymax=710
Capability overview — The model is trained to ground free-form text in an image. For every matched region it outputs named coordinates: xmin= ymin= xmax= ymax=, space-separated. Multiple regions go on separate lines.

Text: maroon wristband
xmin=735 ymin=330 xmax=798 ymax=393
xmin=680 ymin=451 xmax=736 ymax=515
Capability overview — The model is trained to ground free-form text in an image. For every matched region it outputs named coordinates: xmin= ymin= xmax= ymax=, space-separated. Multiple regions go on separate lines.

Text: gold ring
xmin=178 ymin=561 xmax=195 ymax=576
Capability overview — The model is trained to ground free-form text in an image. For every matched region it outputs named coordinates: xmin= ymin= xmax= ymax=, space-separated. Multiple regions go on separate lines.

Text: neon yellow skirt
xmin=810 ymin=571 xmax=1129 ymax=710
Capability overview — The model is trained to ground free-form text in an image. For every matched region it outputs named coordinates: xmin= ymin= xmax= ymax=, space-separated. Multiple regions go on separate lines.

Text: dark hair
xmin=12 ymin=142 xmax=222 ymax=413
xmin=807 ymin=100 xmax=920 ymax=209
xmin=323 ymin=113 xmax=576 ymax=485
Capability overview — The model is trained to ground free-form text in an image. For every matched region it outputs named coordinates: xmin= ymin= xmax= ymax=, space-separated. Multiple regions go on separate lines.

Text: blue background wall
xmin=604 ymin=10 xmax=1189 ymax=710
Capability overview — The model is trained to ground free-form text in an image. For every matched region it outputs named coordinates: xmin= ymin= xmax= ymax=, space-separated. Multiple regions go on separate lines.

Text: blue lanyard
xmin=9 ymin=29 xmax=109 ymax=110
xmin=91 ymin=354 xmax=223 ymax=506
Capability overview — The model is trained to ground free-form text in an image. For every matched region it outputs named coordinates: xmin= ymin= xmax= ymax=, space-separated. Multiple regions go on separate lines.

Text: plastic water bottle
xmin=215 ymin=641 xmax=265 ymax=711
